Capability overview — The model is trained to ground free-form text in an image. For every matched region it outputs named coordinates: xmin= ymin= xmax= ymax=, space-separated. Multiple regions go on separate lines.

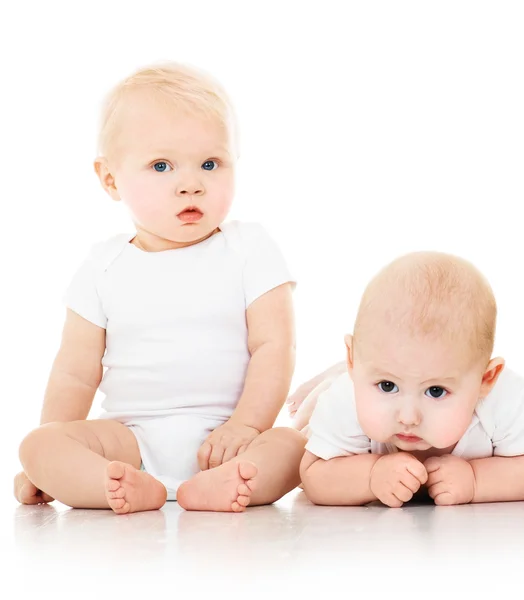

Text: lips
xmin=177 ymin=206 xmax=203 ymax=223
xmin=396 ymin=433 xmax=422 ymax=443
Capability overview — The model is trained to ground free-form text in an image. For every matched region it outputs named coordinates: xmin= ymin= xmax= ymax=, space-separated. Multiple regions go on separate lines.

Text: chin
xmin=393 ymin=439 xmax=432 ymax=452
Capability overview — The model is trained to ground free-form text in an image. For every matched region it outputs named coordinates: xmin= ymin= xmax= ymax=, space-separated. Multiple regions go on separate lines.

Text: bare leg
xmin=177 ymin=427 xmax=306 ymax=512
xmin=19 ymin=420 xmax=166 ymax=513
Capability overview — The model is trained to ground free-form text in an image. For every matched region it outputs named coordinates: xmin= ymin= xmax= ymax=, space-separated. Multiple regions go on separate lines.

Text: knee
xmin=19 ymin=423 xmax=64 ymax=468
xmin=267 ymin=427 xmax=307 ymax=451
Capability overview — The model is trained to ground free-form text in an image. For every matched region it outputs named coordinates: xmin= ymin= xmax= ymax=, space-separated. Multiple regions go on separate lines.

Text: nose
xmin=396 ymin=399 xmax=421 ymax=427
xmin=175 ymin=170 xmax=204 ymax=197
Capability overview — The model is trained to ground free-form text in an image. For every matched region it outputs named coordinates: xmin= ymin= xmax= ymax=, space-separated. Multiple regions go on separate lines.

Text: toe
xmin=19 ymin=482 xmax=37 ymax=504
xmin=106 ymin=478 xmax=121 ymax=492
xmin=231 ymin=501 xmax=245 ymax=513
xmin=236 ymin=495 xmax=250 ymax=507
xmin=109 ymin=498 xmax=126 ymax=510
xmin=237 ymin=483 xmax=251 ymax=496
xmin=238 ymin=461 xmax=258 ymax=482
xmin=110 ymin=498 xmax=126 ymax=508
xmin=107 ymin=461 xmax=126 ymax=481
xmin=244 ymin=478 xmax=256 ymax=493
xmin=107 ymin=487 xmax=126 ymax=499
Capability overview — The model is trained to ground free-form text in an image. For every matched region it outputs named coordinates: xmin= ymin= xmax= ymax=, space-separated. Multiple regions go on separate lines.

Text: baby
xmin=296 ymin=251 xmax=524 ymax=507
xmin=14 ymin=62 xmax=305 ymax=514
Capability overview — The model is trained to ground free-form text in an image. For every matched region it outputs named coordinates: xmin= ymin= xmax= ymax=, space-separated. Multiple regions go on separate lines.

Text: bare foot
xmin=14 ymin=472 xmax=54 ymax=505
xmin=105 ymin=461 xmax=167 ymax=514
xmin=177 ymin=460 xmax=257 ymax=512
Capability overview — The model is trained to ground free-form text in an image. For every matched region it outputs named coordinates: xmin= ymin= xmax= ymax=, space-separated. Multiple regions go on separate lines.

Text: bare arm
xmin=300 ymin=450 xmax=381 ymax=506
xmin=40 ymin=309 xmax=106 ymax=424
xmin=230 ymin=283 xmax=295 ymax=432
xmin=471 ymin=456 xmax=524 ymax=503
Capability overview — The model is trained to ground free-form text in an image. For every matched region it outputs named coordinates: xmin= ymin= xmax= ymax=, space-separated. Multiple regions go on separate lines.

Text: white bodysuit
xmin=305 ymin=369 xmax=524 ymax=461
xmin=64 ymin=221 xmax=294 ymax=499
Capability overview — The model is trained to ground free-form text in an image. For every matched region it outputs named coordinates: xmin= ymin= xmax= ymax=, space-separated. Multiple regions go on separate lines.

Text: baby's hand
xmin=370 ymin=453 xmax=428 ymax=508
xmin=425 ymin=455 xmax=475 ymax=506
xmin=197 ymin=420 xmax=260 ymax=470
xmin=14 ymin=471 xmax=54 ymax=505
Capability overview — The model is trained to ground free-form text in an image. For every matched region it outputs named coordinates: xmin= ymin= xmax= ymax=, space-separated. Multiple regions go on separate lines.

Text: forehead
xmin=114 ymin=92 xmax=230 ymax=156
xmin=355 ymin=329 xmax=471 ymax=381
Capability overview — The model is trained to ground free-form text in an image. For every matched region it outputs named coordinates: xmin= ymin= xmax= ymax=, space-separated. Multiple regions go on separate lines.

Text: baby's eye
xmin=378 ymin=381 xmax=399 ymax=394
xmin=153 ymin=162 xmax=172 ymax=173
xmin=202 ymin=160 xmax=218 ymax=171
xmin=425 ymin=386 xmax=447 ymax=399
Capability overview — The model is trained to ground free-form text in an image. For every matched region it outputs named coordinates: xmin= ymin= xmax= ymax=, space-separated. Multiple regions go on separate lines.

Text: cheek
xmin=425 ymin=403 xmax=475 ymax=448
xmin=119 ymin=177 xmax=167 ymax=220
xmin=209 ymin=173 xmax=235 ymax=214
xmin=356 ymin=394 xmax=393 ymax=441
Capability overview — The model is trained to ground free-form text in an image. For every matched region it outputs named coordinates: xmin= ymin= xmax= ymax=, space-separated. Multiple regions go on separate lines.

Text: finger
xmin=426 ymin=468 xmax=444 ymax=488
xmin=237 ymin=444 xmax=249 ymax=456
xmin=393 ymin=482 xmax=414 ymax=503
xmin=427 ymin=482 xmax=449 ymax=500
xmin=222 ymin=442 xmax=243 ymax=464
xmin=400 ymin=472 xmax=423 ymax=494
xmin=424 ymin=457 xmax=442 ymax=474
xmin=406 ymin=461 xmax=428 ymax=485
xmin=208 ymin=444 xmax=226 ymax=469
xmin=433 ymin=492 xmax=457 ymax=506
xmin=40 ymin=492 xmax=55 ymax=503
xmin=383 ymin=493 xmax=404 ymax=508
xmin=197 ymin=441 xmax=212 ymax=471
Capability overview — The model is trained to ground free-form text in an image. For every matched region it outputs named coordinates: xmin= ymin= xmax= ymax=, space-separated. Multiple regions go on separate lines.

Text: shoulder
xmin=312 ymin=372 xmax=356 ymax=422
xmin=83 ymin=233 xmax=134 ymax=272
xmin=220 ymin=221 xmax=274 ymax=252
xmin=307 ymin=372 xmax=369 ymax=459
xmin=476 ymin=367 xmax=524 ymax=430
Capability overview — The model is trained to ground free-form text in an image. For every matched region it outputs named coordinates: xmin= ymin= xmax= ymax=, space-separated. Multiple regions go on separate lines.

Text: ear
xmin=344 ymin=334 xmax=354 ymax=373
xmin=94 ymin=157 xmax=121 ymax=202
xmin=479 ymin=357 xmax=505 ymax=398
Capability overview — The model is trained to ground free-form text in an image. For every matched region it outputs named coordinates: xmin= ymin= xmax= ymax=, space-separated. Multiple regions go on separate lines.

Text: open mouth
xmin=177 ymin=206 xmax=203 ymax=223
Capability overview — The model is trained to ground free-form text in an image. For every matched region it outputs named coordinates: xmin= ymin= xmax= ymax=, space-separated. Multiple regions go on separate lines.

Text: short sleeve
xmin=241 ymin=223 xmax=295 ymax=308
xmin=490 ymin=370 xmax=524 ymax=457
xmin=305 ymin=373 xmax=371 ymax=460
xmin=63 ymin=244 xmax=107 ymax=329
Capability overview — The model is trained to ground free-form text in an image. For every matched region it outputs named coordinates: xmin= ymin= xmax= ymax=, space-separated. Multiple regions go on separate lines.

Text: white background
xmin=2 ymin=0 xmax=524 ymax=492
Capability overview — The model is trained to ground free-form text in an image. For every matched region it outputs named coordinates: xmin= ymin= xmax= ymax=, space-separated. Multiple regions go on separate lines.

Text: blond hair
xmin=353 ymin=252 xmax=497 ymax=365
xmin=97 ymin=61 xmax=238 ymax=158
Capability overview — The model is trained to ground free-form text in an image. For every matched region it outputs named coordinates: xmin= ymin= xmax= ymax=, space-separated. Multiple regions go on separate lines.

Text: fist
xmin=425 ymin=455 xmax=475 ymax=506
xmin=370 ymin=453 xmax=428 ymax=508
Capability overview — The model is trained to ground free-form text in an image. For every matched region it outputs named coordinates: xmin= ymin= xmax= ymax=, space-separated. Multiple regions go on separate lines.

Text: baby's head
xmin=347 ymin=252 xmax=504 ymax=453
xmin=95 ymin=62 xmax=237 ymax=250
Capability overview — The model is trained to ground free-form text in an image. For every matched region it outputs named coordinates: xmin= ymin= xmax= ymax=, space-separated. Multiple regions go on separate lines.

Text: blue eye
xmin=153 ymin=162 xmax=171 ymax=172
xmin=202 ymin=160 xmax=218 ymax=171
xmin=378 ymin=381 xmax=398 ymax=394
xmin=425 ymin=386 xmax=447 ymax=399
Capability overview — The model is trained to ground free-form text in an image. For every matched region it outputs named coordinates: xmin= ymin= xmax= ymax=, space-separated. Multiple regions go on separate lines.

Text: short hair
xmin=97 ymin=61 xmax=238 ymax=158
xmin=353 ymin=251 xmax=497 ymax=365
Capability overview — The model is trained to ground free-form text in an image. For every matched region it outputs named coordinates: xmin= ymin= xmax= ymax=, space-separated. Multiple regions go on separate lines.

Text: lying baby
xmin=295 ymin=251 xmax=524 ymax=507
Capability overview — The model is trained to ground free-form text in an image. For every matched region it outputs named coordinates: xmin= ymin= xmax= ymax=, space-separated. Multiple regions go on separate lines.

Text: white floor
xmin=5 ymin=489 xmax=524 ymax=599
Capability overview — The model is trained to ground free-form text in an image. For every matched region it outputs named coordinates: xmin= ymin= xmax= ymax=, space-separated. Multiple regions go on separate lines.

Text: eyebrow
xmin=373 ymin=371 xmax=459 ymax=385
xmin=148 ymin=147 xmax=231 ymax=157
